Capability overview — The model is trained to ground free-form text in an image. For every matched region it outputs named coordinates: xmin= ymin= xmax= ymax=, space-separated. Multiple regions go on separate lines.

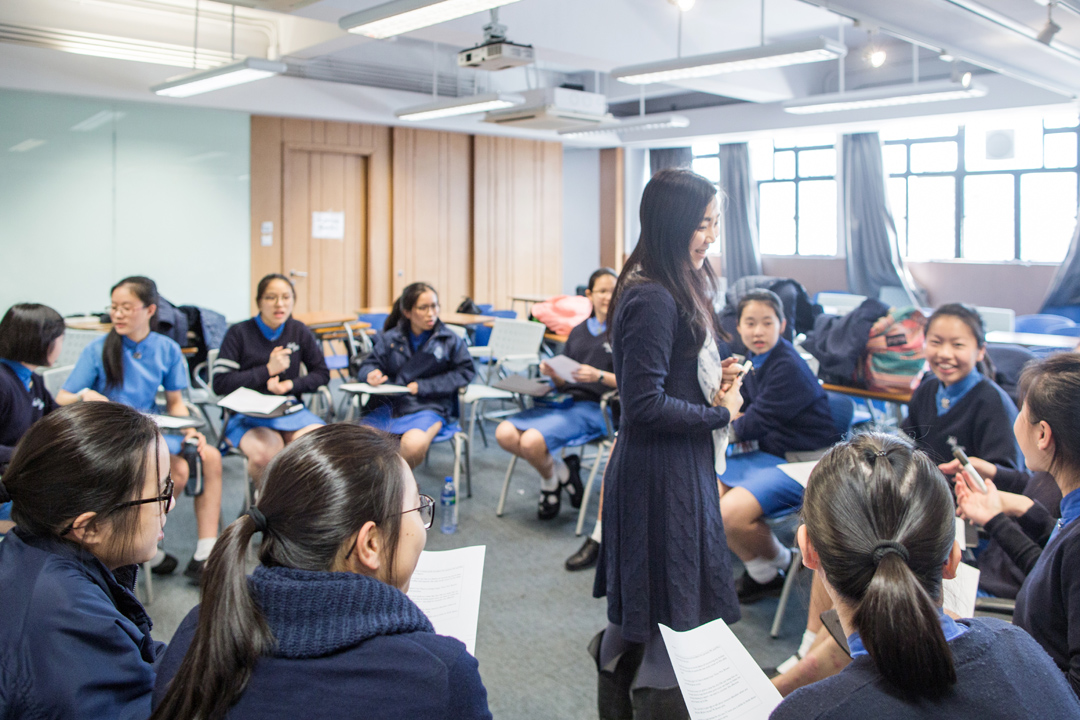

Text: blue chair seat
xmin=1015 ymin=314 xmax=1075 ymax=334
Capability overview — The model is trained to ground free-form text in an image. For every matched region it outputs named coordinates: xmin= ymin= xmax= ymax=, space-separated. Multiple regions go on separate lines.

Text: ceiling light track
xmin=943 ymin=0 xmax=1080 ymax=62
xmin=0 ymin=22 xmax=232 ymax=68
xmin=395 ymin=92 xmax=525 ymax=120
xmin=783 ymin=77 xmax=987 ymax=114
xmin=557 ymin=113 xmax=690 ymax=137
xmin=340 ymin=0 xmax=525 ymax=39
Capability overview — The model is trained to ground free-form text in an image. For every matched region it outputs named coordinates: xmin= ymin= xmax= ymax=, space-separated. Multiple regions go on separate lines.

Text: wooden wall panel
xmin=473 ymin=136 xmax=563 ymax=309
xmin=599 ymin=147 xmax=625 ymax=272
xmin=391 ymin=127 xmax=473 ymax=309
xmin=250 ymin=117 xmax=283 ymax=316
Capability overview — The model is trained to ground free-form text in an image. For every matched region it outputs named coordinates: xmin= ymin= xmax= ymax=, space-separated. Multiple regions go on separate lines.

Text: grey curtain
xmin=1041 ymin=220 xmax=1080 ymax=310
xmin=649 ymin=147 xmax=692 ymax=176
xmin=718 ymin=143 xmax=762 ymax=283
xmin=841 ymin=132 xmax=923 ymax=305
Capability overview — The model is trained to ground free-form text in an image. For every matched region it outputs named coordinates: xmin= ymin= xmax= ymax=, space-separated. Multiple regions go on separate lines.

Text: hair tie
xmin=875 ymin=450 xmax=888 ymax=458
xmin=247 ymin=506 xmax=268 ymax=533
xmin=871 ymin=540 xmax=909 ymax=566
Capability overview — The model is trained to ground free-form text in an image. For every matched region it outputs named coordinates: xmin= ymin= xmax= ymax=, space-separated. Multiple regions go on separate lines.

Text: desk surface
xmin=986 ymin=330 xmax=1077 ymax=349
xmin=441 ymin=312 xmax=495 ymax=326
xmin=544 ymin=332 xmax=569 ymax=344
xmin=294 ymin=311 xmax=358 ymax=327
xmin=821 ymin=383 xmax=912 ymax=404
xmin=510 ymin=294 xmax=553 ymax=304
xmin=356 ymin=306 xmax=394 ymax=316
xmin=64 ymin=318 xmax=111 ymax=332
xmin=312 ymin=320 xmax=371 ymax=336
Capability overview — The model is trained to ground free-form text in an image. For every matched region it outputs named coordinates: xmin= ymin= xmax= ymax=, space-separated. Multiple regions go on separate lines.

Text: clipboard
xmin=217 ymin=387 xmax=299 ymax=418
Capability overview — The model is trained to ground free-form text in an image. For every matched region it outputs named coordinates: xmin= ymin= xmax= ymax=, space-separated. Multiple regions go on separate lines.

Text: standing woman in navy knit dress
xmin=592 ymin=168 xmax=745 ymax=720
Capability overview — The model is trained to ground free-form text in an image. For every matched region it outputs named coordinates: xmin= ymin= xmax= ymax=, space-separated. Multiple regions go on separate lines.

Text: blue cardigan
xmin=154 ymin=566 xmax=492 ymax=720
xmin=0 ymin=528 xmax=162 ymax=719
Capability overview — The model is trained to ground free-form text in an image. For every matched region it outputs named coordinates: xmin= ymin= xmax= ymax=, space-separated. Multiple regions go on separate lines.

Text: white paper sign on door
xmin=312 ymin=211 xmax=345 ymax=240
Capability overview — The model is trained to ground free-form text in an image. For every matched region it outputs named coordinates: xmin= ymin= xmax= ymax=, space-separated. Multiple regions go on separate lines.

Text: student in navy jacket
xmin=0 ymin=403 xmax=171 ymax=719
xmin=151 ymin=424 xmax=492 ymax=720
xmin=356 ymin=282 xmax=475 ymax=468
xmin=719 ymin=290 xmax=835 ymax=602
xmin=212 ymin=274 xmax=327 ymax=485
xmin=771 ymin=433 xmax=1080 ymax=720
xmin=0 ymin=304 xmax=64 ymax=469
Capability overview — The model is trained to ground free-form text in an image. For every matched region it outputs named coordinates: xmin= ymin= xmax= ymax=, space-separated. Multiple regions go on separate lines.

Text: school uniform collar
xmin=1050 ymin=486 xmax=1080 ymax=543
xmin=0 ymin=358 xmax=33 ymax=391
xmin=121 ymin=333 xmax=155 ymax=358
xmin=586 ymin=317 xmax=606 ymax=336
xmin=254 ymin=314 xmax=286 ymax=342
xmin=747 ymin=343 xmax=777 ymax=369
xmin=410 ymin=328 xmax=433 ymax=352
xmin=935 ymin=369 xmax=982 ymax=414
xmin=847 ymin=609 xmax=966 ymax=658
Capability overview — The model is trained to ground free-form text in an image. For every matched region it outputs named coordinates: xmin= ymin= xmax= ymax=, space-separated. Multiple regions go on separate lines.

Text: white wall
xmin=0 ymin=89 xmax=250 ymax=321
xmin=562 ymin=148 xmax=601 ymax=294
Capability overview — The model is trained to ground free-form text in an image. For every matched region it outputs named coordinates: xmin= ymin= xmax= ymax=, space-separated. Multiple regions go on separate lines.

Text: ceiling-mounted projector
xmin=457 ymin=7 xmax=534 ymax=71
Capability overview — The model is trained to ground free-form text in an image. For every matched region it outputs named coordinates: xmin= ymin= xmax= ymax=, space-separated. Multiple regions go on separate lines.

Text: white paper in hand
xmin=777 ymin=461 xmax=818 ymax=489
xmin=942 ymin=562 xmax=980 ymax=619
xmin=339 ymin=382 xmax=412 ymax=395
xmin=659 ymin=619 xmax=782 ymax=720
xmin=544 ymin=354 xmax=582 ymax=383
xmin=217 ymin=387 xmax=289 ymax=416
xmin=149 ymin=414 xmax=203 ymax=430
xmin=406 ymin=546 xmax=486 ymax=656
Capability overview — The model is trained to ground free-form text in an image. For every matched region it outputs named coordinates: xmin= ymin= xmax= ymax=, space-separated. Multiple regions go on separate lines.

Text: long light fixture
xmin=340 ymin=0 xmax=524 ymax=39
xmin=558 ymin=113 xmax=691 ymax=137
xmin=611 ymin=36 xmax=846 ymax=85
xmin=945 ymin=0 xmax=1080 ymax=62
xmin=151 ymin=57 xmax=287 ymax=98
xmin=396 ymin=92 xmax=525 ymax=121
xmin=783 ymin=78 xmax=987 ymax=114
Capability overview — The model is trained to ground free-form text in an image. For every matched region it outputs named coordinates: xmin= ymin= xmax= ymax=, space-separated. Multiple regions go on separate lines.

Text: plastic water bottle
xmin=440 ymin=476 xmax=458 ymax=535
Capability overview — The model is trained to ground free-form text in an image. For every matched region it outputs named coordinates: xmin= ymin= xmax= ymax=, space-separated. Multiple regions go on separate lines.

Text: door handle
xmin=289 ymin=270 xmax=309 ymax=278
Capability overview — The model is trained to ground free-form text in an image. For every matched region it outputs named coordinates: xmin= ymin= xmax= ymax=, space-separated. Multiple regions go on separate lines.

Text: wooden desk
xmin=821 ymin=383 xmax=912 ymax=404
xmin=986 ymin=330 xmax=1077 ymax=349
xmin=510 ymin=294 xmax=552 ymax=316
xmin=544 ymin=332 xmax=569 ymax=344
xmin=294 ymin=311 xmax=357 ymax=328
xmin=441 ymin=312 xmax=495 ymax=326
xmin=312 ymin=320 xmax=370 ymax=336
xmin=64 ymin=318 xmax=111 ymax=332
xmin=356 ymin=306 xmax=394 ymax=316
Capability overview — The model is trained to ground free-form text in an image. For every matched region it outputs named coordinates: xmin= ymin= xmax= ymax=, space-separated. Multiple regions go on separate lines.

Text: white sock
xmin=551 ymin=454 xmax=569 ymax=483
xmin=776 ymin=654 xmax=801 ymax=674
xmin=797 ymin=628 xmax=817 ymax=658
xmin=590 ymin=519 xmax=602 ymax=544
xmin=148 ymin=548 xmax=167 ymax=568
xmin=745 ymin=546 xmax=791 ymax=584
xmin=539 ymin=473 xmax=560 ymax=492
xmin=193 ymin=537 xmax=216 ymax=562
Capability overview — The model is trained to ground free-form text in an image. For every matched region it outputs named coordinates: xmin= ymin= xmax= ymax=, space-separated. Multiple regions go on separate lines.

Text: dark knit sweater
xmin=770 ymin=617 xmax=1080 ymax=719
xmin=901 ymin=375 xmax=1023 ymax=469
xmin=1015 ymin=516 xmax=1080 ymax=699
xmin=212 ymin=318 xmax=330 ymax=397
xmin=0 ymin=361 xmax=57 ymax=468
xmin=154 ymin=566 xmax=491 ymax=719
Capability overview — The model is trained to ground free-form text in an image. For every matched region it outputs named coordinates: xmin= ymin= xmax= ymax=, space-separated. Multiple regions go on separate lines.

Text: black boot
xmin=589 ymin=630 xmax=644 ymax=720
xmin=630 ymin=686 xmax=690 ymax=720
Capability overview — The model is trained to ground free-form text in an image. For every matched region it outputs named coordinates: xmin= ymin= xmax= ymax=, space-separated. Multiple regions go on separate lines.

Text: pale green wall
xmin=0 ymin=89 xmax=250 ymax=320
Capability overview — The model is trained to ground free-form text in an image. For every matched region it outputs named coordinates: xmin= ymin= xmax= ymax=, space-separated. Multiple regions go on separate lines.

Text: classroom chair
xmin=986 ymin=344 xmax=1038 ymax=405
xmin=878 ymin=285 xmax=914 ymax=309
xmin=814 ymin=292 xmax=868 ymax=316
xmin=472 ymin=309 xmax=518 ymax=348
xmin=1015 ymin=314 xmax=1075 ymax=334
xmin=1042 ymin=305 xmax=1080 ymax=324
xmin=975 ymin=306 xmax=1016 ymax=333
xmin=1050 ymin=326 xmax=1080 ymax=338
xmin=39 ymin=365 xmax=74 ymax=400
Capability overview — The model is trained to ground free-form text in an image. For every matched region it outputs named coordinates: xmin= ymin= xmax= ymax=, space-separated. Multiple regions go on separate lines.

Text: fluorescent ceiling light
xmin=70 ymin=110 xmax=125 ymax=132
xmin=340 ymin=0 xmax=524 ymax=39
xmin=944 ymin=0 xmax=1080 ymax=62
xmin=783 ymin=78 xmax=988 ymax=114
xmin=151 ymin=57 xmax=287 ymax=98
xmin=558 ymin=113 xmax=691 ymax=137
xmin=611 ymin=36 xmax=846 ymax=85
xmin=396 ymin=92 xmax=525 ymax=120
xmin=8 ymin=139 xmax=46 ymax=152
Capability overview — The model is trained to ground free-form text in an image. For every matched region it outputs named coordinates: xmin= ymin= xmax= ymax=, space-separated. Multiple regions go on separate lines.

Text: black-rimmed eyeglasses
xmin=60 ymin=476 xmax=174 ymax=536
xmin=403 ymin=494 xmax=435 ymax=529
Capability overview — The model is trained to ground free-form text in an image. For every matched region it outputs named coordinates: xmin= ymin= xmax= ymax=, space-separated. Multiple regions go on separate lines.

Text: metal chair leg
xmin=576 ymin=441 xmax=607 ymax=536
xmin=770 ymin=549 xmax=802 ymax=638
xmin=496 ymin=455 xmax=518 ymax=516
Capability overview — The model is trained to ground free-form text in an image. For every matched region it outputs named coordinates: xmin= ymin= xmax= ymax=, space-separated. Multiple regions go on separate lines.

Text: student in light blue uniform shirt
xmin=58 ymin=276 xmax=222 ymax=580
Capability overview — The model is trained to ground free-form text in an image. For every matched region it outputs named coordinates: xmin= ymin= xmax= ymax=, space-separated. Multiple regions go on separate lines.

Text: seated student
xmin=770 ymin=433 xmax=1080 ymax=720
xmin=212 ymin=274 xmax=327 ymax=485
xmin=719 ymin=289 xmax=834 ymax=602
xmin=0 ymin=304 xmax=64 ymax=468
xmin=56 ymin=276 xmax=222 ymax=580
xmin=0 ymin=403 xmax=171 ymax=719
xmin=356 ymin=283 xmax=475 ymax=469
xmin=495 ymin=268 xmax=617 ymax=520
xmin=151 ymin=424 xmax=492 ymax=720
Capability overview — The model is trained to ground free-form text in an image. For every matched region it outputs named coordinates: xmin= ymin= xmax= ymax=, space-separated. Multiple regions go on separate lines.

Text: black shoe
xmin=183 ymin=558 xmax=205 ymax=584
xmin=590 ymin=630 xmax=644 ymax=720
xmin=561 ymin=454 xmax=584 ymax=509
xmin=566 ymin=537 xmax=600 ymax=571
xmin=538 ymin=488 xmax=561 ymax=520
xmin=735 ymin=569 xmax=787 ymax=604
xmin=150 ymin=552 xmax=178 ymax=576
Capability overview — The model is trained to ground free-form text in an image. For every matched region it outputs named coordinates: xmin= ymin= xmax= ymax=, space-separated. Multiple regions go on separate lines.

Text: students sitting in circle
xmin=0 ymin=403 xmax=172 ymax=719
xmin=496 ymin=268 xmax=617 ymax=520
xmin=770 ymin=433 xmax=1080 ymax=719
xmin=57 ymin=276 xmax=222 ymax=581
xmin=719 ymin=289 xmax=834 ymax=602
xmin=212 ymin=274 xmax=327 ymax=485
xmin=356 ymin=283 xmax=475 ymax=469
xmin=150 ymin=424 xmax=492 ymax=720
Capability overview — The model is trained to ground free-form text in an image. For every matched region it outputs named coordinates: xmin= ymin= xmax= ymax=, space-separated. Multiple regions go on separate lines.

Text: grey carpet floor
xmin=148 ymin=411 xmax=811 ymax=719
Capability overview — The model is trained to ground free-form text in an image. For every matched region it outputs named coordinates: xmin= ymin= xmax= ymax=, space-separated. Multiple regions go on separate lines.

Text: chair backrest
xmin=445 ymin=324 xmax=468 ymax=341
xmin=1015 ymin=314 xmax=1075 ymax=334
xmin=40 ymin=365 xmax=74 ymax=399
xmin=816 ymin=292 xmax=868 ymax=316
xmin=474 ymin=310 xmax=519 ymax=346
xmin=986 ymin=343 xmax=1038 ymax=405
xmin=58 ymin=328 xmax=106 ymax=367
xmin=486 ymin=319 xmax=545 ymax=362
xmin=1050 ymin=326 xmax=1080 ymax=338
xmin=975 ymin=306 xmax=1016 ymax=333
xmin=358 ymin=313 xmax=390 ymax=334
xmin=878 ymin=285 xmax=913 ymax=309
xmin=825 ymin=391 xmax=855 ymax=438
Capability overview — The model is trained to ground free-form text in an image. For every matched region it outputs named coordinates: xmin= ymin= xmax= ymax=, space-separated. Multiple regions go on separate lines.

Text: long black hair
xmin=609 ymin=168 xmax=726 ymax=352
xmin=104 ymin=276 xmax=159 ymax=389
xmin=1 ymin=403 xmax=160 ymax=549
xmin=0 ymin=303 xmax=65 ymax=366
xmin=802 ymin=433 xmax=957 ymax=699
xmin=926 ymin=303 xmax=995 ymax=379
xmin=384 ymin=282 xmax=437 ymax=332
xmin=586 ymin=267 xmax=617 ymax=319
xmin=1018 ymin=353 xmax=1080 ymax=481
xmin=151 ymin=424 xmax=409 ymax=720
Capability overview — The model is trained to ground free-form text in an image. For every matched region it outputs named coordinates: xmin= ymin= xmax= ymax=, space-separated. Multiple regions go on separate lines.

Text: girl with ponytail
xmin=771 ymin=433 xmax=1079 ymax=718
xmin=151 ymin=424 xmax=491 ymax=720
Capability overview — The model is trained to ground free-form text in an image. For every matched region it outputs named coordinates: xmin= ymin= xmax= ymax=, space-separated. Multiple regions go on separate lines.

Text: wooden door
xmin=283 ymin=149 xmax=367 ymax=315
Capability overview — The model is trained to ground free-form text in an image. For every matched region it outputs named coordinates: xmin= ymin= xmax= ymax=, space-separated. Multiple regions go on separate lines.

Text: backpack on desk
xmin=859 ymin=306 xmax=927 ymax=394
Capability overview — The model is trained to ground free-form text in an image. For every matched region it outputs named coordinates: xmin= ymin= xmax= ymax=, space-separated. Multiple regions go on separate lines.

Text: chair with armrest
xmin=463 ymin=319 xmax=546 ymax=448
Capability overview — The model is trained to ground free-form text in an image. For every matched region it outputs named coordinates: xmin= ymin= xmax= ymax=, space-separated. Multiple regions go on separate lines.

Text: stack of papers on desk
xmin=217 ymin=387 xmax=292 ymax=417
xmin=339 ymin=382 xmax=412 ymax=395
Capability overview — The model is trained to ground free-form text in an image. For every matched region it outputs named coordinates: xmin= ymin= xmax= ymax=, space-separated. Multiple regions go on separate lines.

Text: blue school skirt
xmin=719 ymin=450 xmax=805 ymax=518
xmin=223 ymin=408 xmax=325 ymax=448
xmin=361 ymin=406 xmax=447 ymax=435
xmin=506 ymin=400 xmax=607 ymax=452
